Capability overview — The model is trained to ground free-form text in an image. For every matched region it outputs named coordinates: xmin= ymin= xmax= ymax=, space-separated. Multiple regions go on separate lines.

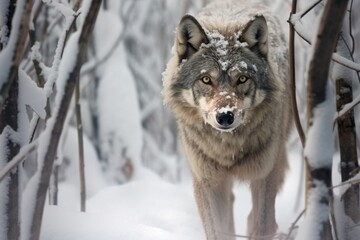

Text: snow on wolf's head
xmin=163 ymin=14 xmax=277 ymax=132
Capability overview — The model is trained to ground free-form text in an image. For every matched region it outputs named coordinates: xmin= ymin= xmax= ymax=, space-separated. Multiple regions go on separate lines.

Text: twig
xmin=288 ymin=0 xmax=305 ymax=148
xmin=0 ymin=140 xmax=38 ymax=183
xmin=348 ymin=0 xmax=355 ymax=55
xmin=285 ymin=209 xmax=305 ymax=240
xmin=300 ymin=0 xmax=323 ymax=19
xmin=329 ymin=192 xmax=339 ymax=240
xmin=333 ymin=92 xmax=360 ymax=122
xmin=331 ymin=177 xmax=360 ymax=190
xmin=234 ymin=232 xmax=287 ymax=239
xmin=332 ymin=53 xmax=360 ymax=71
xmin=338 ymin=34 xmax=360 ymax=82
xmin=75 ymin=68 xmax=86 ymax=212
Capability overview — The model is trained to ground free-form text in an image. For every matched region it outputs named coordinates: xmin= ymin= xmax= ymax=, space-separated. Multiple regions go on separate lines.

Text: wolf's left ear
xmin=240 ymin=16 xmax=268 ymax=56
xmin=176 ymin=15 xmax=209 ymax=62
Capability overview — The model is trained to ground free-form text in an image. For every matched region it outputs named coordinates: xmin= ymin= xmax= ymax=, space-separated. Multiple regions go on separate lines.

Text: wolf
xmin=163 ymin=0 xmax=291 ymax=239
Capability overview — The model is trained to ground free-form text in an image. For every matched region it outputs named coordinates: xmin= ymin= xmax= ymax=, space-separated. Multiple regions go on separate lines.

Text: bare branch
xmin=285 ymin=209 xmax=306 ymax=240
xmin=348 ymin=0 xmax=355 ymax=55
xmin=288 ymin=0 xmax=305 ymax=148
xmin=75 ymin=72 xmax=86 ymax=212
xmin=299 ymin=0 xmax=323 ymax=19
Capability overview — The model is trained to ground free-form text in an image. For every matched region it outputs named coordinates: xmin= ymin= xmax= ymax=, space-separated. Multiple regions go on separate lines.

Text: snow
xmin=239 ymin=61 xmax=247 ymax=69
xmin=30 ymin=42 xmax=42 ymax=62
xmin=295 ymin=180 xmax=329 ymax=240
xmin=234 ymin=40 xmax=248 ymax=48
xmin=39 ymin=150 xmax=304 ymax=239
xmin=204 ymin=30 xmax=229 ymax=56
xmin=304 ymin=82 xmax=335 ymax=169
xmin=201 ymin=30 xmax=231 ymax=70
xmin=217 ymin=105 xmax=236 ymax=113
xmin=18 ymin=70 xmax=47 ymax=144
xmin=0 ymin=126 xmax=11 ymax=240
xmin=252 ymin=64 xmax=258 ymax=72
xmin=0 ymin=0 xmax=27 ymax=91
xmin=43 ymin=0 xmax=75 ymax=30
xmin=61 ymin=127 xmax=107 ymax=198
xmin=41 ymin=180 xmax=202 ymax=240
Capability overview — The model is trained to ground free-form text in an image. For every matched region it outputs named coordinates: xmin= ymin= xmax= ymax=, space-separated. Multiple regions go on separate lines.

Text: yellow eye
xmin=201 ymin=76 xmax=211 ymax=84
xmin=237 ymin=75 xmax=248 ymax=84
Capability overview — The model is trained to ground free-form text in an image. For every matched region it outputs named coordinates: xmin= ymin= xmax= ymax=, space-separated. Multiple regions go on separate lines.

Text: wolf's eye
xmin=237 ymin=75 xmax=248 ymax=84
xmin=201 ymin=76 xmax=212 ymax=84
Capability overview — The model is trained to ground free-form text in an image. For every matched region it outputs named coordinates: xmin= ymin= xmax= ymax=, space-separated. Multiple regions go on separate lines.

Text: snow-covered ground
xmin=40 ymin=150 xmax=304 ymax=240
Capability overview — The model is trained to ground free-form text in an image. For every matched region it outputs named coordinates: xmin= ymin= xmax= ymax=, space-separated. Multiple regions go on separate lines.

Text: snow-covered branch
xmin=21 ymin=1 xmax=102 ymax=239
xmin=0 ymin=140 xmax=38 ymax=183
xmin=0 ymin=0 xmax=34 ymax=110
xmin=334 ymin=94 xmax=360 ymax=121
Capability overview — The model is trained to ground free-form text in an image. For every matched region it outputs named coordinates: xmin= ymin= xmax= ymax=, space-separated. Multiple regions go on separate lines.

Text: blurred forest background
xmin=1 ymin=0 xmax=360 ymax=239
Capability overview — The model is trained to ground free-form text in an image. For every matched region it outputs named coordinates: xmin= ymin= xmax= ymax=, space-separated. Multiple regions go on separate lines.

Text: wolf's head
xmin=164 ymin=14 xmax=277 ymax=132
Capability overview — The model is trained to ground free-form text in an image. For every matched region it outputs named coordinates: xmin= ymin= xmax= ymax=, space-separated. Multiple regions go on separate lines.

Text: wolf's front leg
xmin=193 ymin=177 xmax=235 ymax=240
xmin=247 ymin=177 xmax=278 ymax=239
xmin=247 ymin=145 xmax=288 ymax=239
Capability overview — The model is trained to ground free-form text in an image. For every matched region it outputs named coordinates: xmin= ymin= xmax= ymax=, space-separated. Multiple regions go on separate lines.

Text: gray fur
xmin=163 ymin=1 xmax=291 ymax=239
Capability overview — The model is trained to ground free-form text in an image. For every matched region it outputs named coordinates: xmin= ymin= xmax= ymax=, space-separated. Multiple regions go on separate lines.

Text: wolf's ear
xmin=176 ymin=15 xmax=209 ymax=62
xmin=240 ymin=16 xmax=268 ymax=56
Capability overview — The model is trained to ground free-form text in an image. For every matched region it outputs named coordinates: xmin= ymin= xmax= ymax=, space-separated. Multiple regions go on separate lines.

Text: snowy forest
xmin=0 ymin=0 xmax=360 ymax=239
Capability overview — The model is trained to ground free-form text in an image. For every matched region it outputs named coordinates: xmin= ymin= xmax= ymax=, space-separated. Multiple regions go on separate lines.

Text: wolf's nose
xmin=216 ymin=111 xmax=234 ymax=127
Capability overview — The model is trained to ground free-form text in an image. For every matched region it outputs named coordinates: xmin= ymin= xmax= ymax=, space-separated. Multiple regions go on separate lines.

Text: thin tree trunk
xmin=336 ymin=78 xmax=359 ymax=224
xmin=75 ymin=77 xmax=86 ymax=212
xmin=305 ymin=0 xmax=349 ymax=239
xmin=0 ymin=77 xmax=20 ymax=240
xmin=0 ymin=1 xmax=33 ymax=240
xmin=0 ymin=0 xmax=34 ymax=110
xmin=334 ymin=7 xmax=360 ymax=229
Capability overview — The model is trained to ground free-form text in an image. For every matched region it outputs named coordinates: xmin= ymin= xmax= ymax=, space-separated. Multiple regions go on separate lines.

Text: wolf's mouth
xmin=214 ymin=125 xmax=237 ymax=133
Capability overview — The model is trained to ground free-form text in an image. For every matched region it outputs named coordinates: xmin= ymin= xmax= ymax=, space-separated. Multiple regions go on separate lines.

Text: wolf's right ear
xmin=176 ymin=15 xmax=209 ymax=62
xmin=240 ymin=16 xmax=268 ymax=57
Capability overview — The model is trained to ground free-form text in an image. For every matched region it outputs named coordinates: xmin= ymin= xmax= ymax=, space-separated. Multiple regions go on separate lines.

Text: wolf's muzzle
xmin=216 ymin=111 xmax=234 ymax=127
